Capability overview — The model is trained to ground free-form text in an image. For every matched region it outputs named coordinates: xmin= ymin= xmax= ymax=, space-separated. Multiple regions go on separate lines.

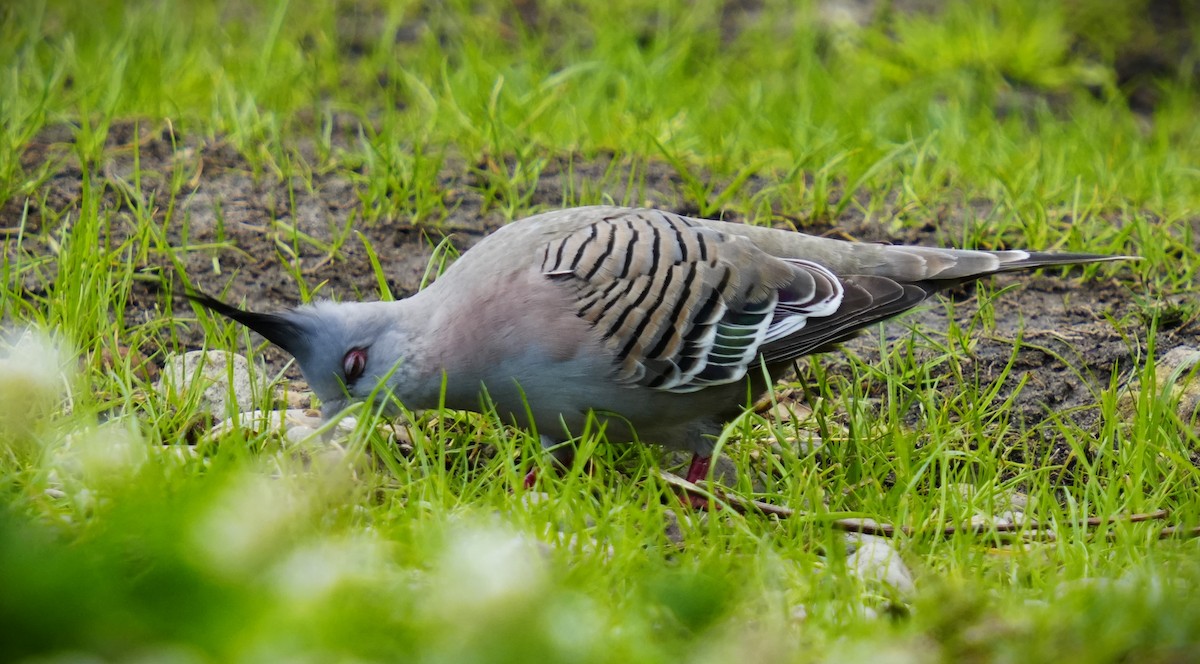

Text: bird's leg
xmin=522 ymin=467 xmax=540 ymax=489
xmin=681 ymin=453 xmax=719 ymax=510
xmin=685 ymin=454 xmax=711 ymax=484
xmin=524 ymin=436 xmax=575 ymax=489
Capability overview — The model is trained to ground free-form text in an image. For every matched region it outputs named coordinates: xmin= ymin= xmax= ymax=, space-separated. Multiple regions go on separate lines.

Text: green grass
xmin=3 ymin=0 xmax=1200 ymax=661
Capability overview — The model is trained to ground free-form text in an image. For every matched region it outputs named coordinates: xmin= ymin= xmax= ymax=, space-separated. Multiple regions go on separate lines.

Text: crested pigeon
xmin=188 ymin=206 xmax=1130 ymax=492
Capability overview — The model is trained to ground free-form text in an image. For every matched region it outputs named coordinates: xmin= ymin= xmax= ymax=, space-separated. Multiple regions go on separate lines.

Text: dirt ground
xmin=4 ymin=121 xmax=1195 ymax=463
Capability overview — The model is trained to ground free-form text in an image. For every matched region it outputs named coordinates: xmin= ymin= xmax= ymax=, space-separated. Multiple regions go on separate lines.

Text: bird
xmin=187 ymin=205 xmax=1131 ymax=497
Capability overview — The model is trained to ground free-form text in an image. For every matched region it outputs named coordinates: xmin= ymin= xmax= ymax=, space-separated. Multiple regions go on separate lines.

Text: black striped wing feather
xmin=541 ymin=210 xmax=865 ymax=393
xmin=759 ymin=276 xmax=931 ymax=362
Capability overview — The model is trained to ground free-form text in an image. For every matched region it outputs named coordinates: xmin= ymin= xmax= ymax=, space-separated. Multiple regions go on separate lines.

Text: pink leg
xmin=685 ymin=454 xmax=711 ymax=484
xmin=523 ymin=439 xmax=574 ymax=490
xmin=681 ymin=454 xmax=719 ymax=510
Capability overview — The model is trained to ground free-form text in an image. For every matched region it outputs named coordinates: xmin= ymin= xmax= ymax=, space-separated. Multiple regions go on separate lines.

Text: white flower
xmin=0 ymin=328 xmax=75 ymax=437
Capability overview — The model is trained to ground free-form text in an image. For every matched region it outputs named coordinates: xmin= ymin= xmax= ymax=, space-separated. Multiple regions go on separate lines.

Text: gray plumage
xmin=188 ymin=205 xmax=1131 ymax=465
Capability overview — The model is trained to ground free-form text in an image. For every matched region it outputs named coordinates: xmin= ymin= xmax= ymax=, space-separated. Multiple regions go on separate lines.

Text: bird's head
xmin=187 ymin=292 xmax=413 ymax=419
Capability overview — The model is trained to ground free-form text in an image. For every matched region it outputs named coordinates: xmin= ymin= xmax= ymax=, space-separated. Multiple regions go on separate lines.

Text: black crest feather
xmin=185 ymin=291 xmax=305 ymax=354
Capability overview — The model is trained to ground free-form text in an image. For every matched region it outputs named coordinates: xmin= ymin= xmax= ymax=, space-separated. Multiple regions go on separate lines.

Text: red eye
xmin=343 ymin=348 xmax=367 ymax=382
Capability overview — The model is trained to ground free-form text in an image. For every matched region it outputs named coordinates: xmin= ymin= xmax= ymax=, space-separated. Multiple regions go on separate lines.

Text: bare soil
xmin=3 ymin=121 xmax=1194 ymax=462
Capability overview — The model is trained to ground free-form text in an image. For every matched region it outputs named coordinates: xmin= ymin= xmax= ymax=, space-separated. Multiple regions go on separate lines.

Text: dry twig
xmin=660 ymin=471 xmax=1194 ymax=540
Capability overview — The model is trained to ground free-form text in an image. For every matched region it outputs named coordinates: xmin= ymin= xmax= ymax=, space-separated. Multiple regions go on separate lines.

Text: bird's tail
xmin=705 ymin=218 xmax=1137 ymax=283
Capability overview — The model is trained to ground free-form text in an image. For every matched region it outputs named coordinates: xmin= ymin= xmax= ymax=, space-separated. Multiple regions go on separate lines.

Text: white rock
xmin=208 ymin=408 xmax=358 ymax=441
xmin=1005 ymin=491 xmax=1033 ymax=512
xmin=967 ymin=514 xmax=992 ymax=529
xmin=845 ymin=534 xmax=915 ymax=595
xmin=520 ymin=492 xmax=553 ymax=507
xmin=157 ymin=350 xmax=271 ymax=415
xmin=284 ymin=424 xmax=320 ymax=446
xmin=768 ymin=400 xmax=813 ymax=423
xmin=1118 ymin=344 xmax=1200 ymax=429
xmin=1157 ymin=345 xmax=1200 ymax=376
xmin=995 ymin=510 xmax=1027 ymax=527
xmin=949 ymin=483 xmax=1034 ymax=525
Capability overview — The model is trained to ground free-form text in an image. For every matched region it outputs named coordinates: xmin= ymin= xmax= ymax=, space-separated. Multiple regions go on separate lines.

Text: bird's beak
xmin=320 ymin=397 xmax=350 ymax=421
xmin=185 ymin=291 xmax=307 ymax=355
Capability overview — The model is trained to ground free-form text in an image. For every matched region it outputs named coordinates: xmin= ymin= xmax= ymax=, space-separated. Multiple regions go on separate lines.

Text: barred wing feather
xmin=541 ymin=210 xmax=850 ymax=393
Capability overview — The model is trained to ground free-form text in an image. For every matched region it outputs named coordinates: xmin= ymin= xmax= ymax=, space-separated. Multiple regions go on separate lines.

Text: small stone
xmin=209 ymin=409 xmax=285 ymax=437
xmin=155 ymin=444 xmax=200 ymax=462
xmin=285 ymin=425 xmax=319 ymax=445
xmin=313 ymin=445 xmax=347 ymax=466
xmin=949 ymin=483 xmax=978 ymax=501
xmin=157 ymin=350 xmax=271 ymax=415
xmin=0 ymin=329 xmax=75 ymax=426
xmin=1006 ymin=491 xmax=1032 ymax=512
xmin=663 ymin=508 xmax=685 ymax=545
xmin=994 ymin=510 xmax=1027 ymax=528
xmin=1156 ymin=346 xmax=1200 ymax=376
xmin=208 ymin=408 xmax=359 ymax=443
xmin=520 ymin=492 xmax=552 ymax=507
xmin=845 ymin=534 xmax=915 ymax=595
xmin=281 ymin=388 xmax=314 ymax=410
xmin=711 ymin=455 xmax=739 ymax=485
xmin=967 ymin=514 xmax=992 ymax=529
xmin=1118 ymin=345 xmax=1200 ymax=428
xmin=768 ymin=400 xmax=813 ymax=423
xmin=948 ymin=484 xmax=1034 ymax=525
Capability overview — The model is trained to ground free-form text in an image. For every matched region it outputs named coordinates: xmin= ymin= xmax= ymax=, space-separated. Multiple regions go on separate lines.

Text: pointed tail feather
xmin=702 ymin=217 xmax=1137 ymax=282
xmin=918 ymin=250 xmax=1138 ymax=289
xmin=992 ymin=251 xmax=1138 ymax=273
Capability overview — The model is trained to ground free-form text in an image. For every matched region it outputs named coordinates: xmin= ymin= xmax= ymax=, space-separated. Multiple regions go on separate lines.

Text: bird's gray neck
xmin=365 ymin=293 xmax=454 ymax=412
xmin=396 ymin=279 xmax=519 ymax=414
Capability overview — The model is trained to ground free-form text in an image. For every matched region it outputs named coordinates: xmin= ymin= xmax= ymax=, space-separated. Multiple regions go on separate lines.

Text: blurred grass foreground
xmin=3 ymin=1 xmax=1200 ymax=662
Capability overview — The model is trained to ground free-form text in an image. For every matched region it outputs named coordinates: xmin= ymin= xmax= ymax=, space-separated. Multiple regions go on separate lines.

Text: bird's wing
xmin=539 ymin=209 xmax=923 ymax=393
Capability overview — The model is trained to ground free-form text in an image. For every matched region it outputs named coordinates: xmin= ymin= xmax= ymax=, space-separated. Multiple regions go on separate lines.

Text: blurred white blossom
xmin=429 ymin=524 xmax=549 ymax=618
xmin=0 ymin=328 xmax=76 ymax=438
xmin=190 ymin=473 xmax=313 ymax=574
xmin=47 ymin=420 xmax=148 ymax=489
xmin=268 ymin=536 xmax=388 ymax=603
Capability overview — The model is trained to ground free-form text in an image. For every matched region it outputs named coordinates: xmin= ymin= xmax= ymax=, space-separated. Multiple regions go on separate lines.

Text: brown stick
xmin=660 ymin=471 xmax=1194 ymax=540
